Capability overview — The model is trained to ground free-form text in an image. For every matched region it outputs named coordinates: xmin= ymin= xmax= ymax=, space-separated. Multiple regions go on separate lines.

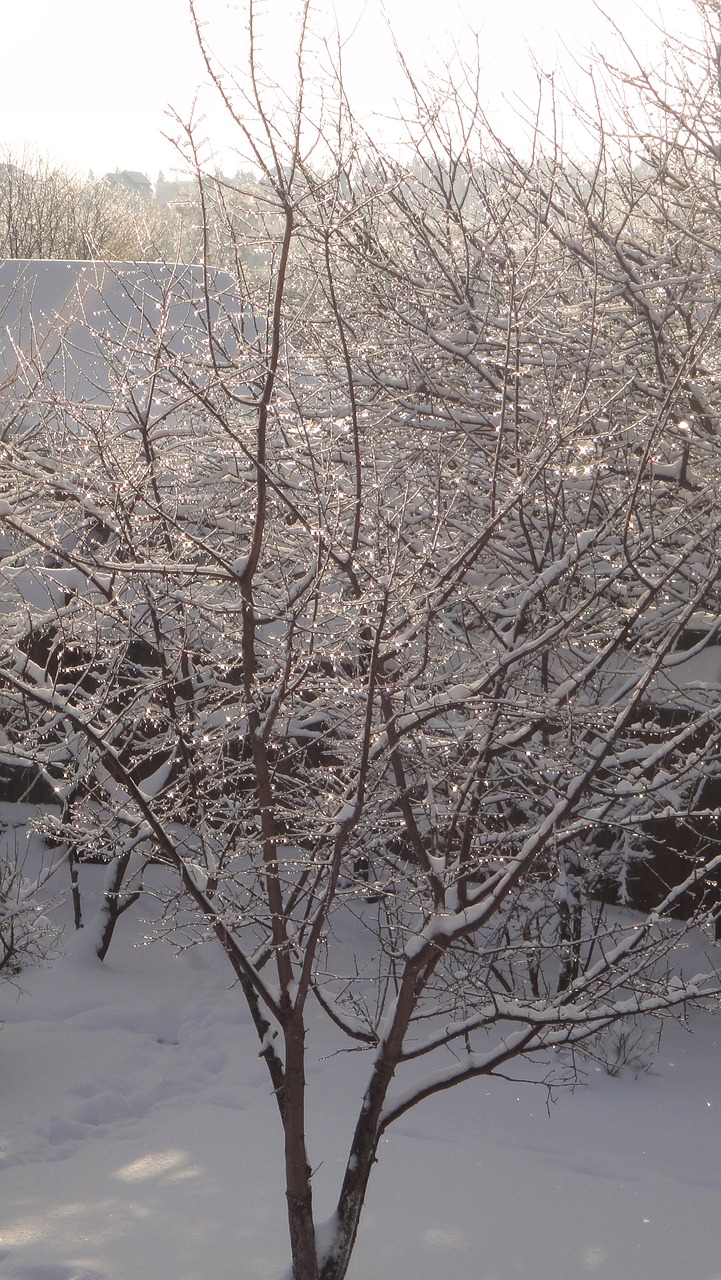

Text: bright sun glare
xmin=0 ymin=0 xmax=694 ymax=177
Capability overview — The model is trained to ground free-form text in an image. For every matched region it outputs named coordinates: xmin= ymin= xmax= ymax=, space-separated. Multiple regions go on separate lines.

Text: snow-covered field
xmin=1 ymin=822 xmax=720 ymax=1280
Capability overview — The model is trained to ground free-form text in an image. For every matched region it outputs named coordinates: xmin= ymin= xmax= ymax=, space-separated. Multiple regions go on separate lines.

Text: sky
xmin=0 ymin=0 xmax=698 ymax=180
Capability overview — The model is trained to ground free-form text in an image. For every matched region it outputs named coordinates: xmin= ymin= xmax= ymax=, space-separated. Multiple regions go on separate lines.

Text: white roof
xmin=0 ymin=259 xmax=261 ymax=412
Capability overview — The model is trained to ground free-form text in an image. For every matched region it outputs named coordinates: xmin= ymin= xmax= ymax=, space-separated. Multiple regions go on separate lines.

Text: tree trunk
xmin=284 ymin=1014 xmax=319 ymax=1280
xmin=95 ymin=850 xmax=132 ymax=961
xmin=68 ymin=846 xmax=83 ymax=931
xmin=318 ymin=1119 xmax=381 ymax=1280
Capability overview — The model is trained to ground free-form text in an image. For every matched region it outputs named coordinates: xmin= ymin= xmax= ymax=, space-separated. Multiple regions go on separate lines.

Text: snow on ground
xmin=1 ymin=827 xmax=721 ymax=1280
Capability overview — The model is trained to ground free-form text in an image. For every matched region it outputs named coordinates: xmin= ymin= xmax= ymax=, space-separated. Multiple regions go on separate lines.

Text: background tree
xmin=0 ymin=149 xmax=178 ymax=260
xmin=1 ymin=3 xmax=721 ymax=1279
xmin=0 ymin=828 xmax=57 ymax=983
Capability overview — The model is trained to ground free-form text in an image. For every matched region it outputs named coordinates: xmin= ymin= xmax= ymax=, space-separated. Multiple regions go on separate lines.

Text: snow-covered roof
xmin=0 ymin=259 xmax=261 ymax=412
xmin=590 ymin=642 xmax=721 ymax=716
xmin=650 ymin=645 xmax=721 ymax=710
xmin=103 ymin=170 xmax=153 ymax=195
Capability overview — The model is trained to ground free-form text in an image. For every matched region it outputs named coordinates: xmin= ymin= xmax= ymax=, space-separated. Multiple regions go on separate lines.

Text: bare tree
xmin=2 ymin=4 xmax=721 ymax=1278
xmin=0 ymin=821 xmax=58 ymax=983
xmin=0 ymin=149 xmax=178 ymax=260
